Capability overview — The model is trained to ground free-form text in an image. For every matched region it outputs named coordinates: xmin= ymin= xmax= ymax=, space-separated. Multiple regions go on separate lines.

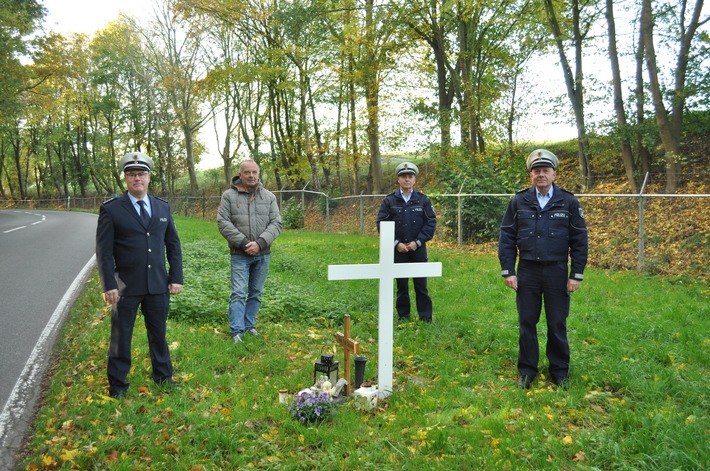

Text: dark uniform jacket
xmin=96 ymin=193 xmax=183 ymax=296
xmin=498 ymin=183 xmax=588 ymax=280
xmin=377 ymin=190 xmax=436 ymax=248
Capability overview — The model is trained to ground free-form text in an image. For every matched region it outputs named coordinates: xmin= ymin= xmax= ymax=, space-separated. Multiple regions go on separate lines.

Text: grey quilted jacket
xmin=217 ymin=177 xmax=282 ymax=255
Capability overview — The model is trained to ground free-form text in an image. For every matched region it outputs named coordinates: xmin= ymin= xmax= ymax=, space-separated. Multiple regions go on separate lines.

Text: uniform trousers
xmin=107 ymin=293 xmax=173 ymax=396
xmin=394 ymin=248 xmax=432 ymax=321
xmin=516 ymin=260 xmax=570 ymax=379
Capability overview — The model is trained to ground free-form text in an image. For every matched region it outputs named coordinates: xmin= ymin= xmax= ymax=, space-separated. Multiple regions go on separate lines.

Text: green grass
xmin=21 ymin=217 xmax=709 ymax=470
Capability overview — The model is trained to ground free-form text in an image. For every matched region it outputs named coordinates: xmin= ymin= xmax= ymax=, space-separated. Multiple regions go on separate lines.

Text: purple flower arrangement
xmin=288 ymin=391 xmax=334 ymax=424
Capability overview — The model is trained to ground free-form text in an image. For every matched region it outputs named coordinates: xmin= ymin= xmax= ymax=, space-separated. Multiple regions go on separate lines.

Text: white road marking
xmin=3 ymin=214 xmax=46 ymax=232
xmin=0 ymin=257 xmax=96 ymax=453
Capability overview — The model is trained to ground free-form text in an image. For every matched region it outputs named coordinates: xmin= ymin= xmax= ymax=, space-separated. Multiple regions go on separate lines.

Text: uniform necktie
xmin=137 ymin=199 xmax=150 ymax=226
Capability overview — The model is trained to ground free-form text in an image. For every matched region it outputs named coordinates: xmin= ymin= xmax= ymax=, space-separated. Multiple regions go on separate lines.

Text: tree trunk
xmin=639 ymin=0 xmax=703 ymax=193
xmin=544 ymin=0 xmax=592 ymax=191
xmin=364 ymin=0 xmax=384 ymax=195
xmin=634 ymin=26 xmax=653 ymax=178
xmin=183 ymin=125 xmax=199 ymax=196
xmin=606 ymin=0 xmax=638 ymax=193
xmin=11 ymin=125 xmax=26 ymax=200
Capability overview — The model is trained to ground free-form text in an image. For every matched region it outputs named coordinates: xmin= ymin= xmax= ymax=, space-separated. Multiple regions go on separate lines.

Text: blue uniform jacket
xmin=96 ymin=193 xmax=183 ymax=296
xmin=377 ymin=190 xmax=436 ymax=247
xmin=498 ymin=184 xmax=588 ymax=280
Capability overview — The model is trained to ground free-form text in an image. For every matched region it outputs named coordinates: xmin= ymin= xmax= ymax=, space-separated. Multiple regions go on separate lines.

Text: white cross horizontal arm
xmin=328 ymin=262 xmax=441 ymax=281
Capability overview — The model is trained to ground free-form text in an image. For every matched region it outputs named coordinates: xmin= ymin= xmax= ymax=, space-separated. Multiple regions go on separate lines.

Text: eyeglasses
xmin=125 ymin=172 xmax=149 ymax=179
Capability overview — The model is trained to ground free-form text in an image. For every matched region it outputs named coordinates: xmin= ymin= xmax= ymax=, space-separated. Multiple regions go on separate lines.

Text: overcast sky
xmin=42 ymin=0 xmax=148 ymax=36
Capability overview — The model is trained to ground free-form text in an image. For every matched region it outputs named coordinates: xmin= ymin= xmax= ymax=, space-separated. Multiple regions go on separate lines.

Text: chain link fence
xmin=2 ymin=188 xmax=708 ymax=278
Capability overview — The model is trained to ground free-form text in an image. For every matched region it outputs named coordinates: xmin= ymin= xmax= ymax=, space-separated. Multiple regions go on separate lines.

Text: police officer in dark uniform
xmin=498 ymin=149 xmax=588 ymax=389
xmin=96 ymin=152 xmax=184 ymax=398
xmin=377 ymin=162 xmax=437 ymax=322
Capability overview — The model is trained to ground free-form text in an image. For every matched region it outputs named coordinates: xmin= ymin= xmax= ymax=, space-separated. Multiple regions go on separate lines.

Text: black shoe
xmin=552 ymin=375 xmax=569 ymax=389
xmin=156 ymin=378 xmax=180 ymax=392
xmin=516 ymin=376 xmax=534 ymax=389
xmin=109 ymin=389 xmax=127 ymax=399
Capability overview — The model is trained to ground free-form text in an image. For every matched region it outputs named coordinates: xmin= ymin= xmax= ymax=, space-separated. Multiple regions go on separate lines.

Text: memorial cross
xmin=334 ymin=314 xmax=359 ymax=396
xmin=328 ymin=221 xmax=442 ymax=398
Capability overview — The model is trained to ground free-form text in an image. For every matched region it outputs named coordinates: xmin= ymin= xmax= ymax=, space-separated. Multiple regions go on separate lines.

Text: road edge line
xmin=0 ymin=256 xmax=95 ymax=466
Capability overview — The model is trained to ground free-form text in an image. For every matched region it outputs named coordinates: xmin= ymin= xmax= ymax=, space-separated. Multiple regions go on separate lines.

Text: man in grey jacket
xmin=217 ymin=160 xmax=282 ymax=343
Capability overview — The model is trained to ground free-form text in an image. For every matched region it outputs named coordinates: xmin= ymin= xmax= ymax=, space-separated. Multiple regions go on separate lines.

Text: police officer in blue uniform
xmin=377 ymin=162 xmax=437 ymax=322
xmin=498 ymin=149 xmax=588 ymax=389
xmin=96 ymin=152 xmax=184 ymax=398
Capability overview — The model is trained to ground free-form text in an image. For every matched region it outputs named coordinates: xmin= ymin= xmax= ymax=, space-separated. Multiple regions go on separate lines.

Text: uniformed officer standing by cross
xmin=376 ymin=162 xmax=437 ymax=322
xmin=498 ymin=149 xmax=588 ymax=390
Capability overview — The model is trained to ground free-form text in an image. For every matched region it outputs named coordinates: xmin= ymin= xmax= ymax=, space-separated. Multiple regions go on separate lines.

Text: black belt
xmin=522 ymin=260 xmax=565 ymax=266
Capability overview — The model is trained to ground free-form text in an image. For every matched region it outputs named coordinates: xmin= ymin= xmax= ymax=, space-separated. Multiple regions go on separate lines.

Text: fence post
xmin=457 ymin=180 xmax=466 ymax=247
xmin=325 ymin=195 xmax=331 ymax=232
xmin=637 ymin=172 xmax=650 ymax=271
xmin=301 ymin=183 xmax=309 ymax=209
xmin=359 ymin=192 xmax=365 ymax=234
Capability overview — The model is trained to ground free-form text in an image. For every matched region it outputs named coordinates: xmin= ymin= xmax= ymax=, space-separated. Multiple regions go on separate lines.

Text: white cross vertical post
xmin=328 ymin=221 xmax=442 ymax=398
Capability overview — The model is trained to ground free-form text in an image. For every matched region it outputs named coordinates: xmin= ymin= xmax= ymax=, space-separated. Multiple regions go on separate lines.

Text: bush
xmin=281 ymin=198 xmax=305 ymax=229
xmin=433 ymin=146 xmax=527 ymax=243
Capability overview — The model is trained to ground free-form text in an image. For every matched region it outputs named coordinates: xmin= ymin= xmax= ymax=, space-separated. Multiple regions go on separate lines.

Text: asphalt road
xmin=0 ymin=210 xmax=97 ymax=470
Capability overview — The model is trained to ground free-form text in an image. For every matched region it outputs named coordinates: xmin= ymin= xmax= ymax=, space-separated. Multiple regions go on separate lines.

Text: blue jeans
xmin=229 ymin=253 xmax=271 ymax=336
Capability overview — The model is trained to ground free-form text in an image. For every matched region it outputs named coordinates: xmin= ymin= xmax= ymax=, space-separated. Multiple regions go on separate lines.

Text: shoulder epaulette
xmin=153 ymin=196 xmax=170 ymax=204
xmin=102 ymin=197 xmax=118 ymax=205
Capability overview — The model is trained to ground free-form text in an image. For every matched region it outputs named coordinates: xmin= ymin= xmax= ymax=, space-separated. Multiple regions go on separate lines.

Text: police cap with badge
xmin=526 ymin=149 xmax=559 ymax=172
xmin=119 ymin=152 xmax=154 ymax=173
xmin=395 ymin=162 xmax=419 ymax=176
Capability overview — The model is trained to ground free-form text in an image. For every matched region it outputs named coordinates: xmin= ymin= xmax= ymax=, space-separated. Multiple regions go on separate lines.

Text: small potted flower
xmin=288 ymin=391 xmax=334 ymax=424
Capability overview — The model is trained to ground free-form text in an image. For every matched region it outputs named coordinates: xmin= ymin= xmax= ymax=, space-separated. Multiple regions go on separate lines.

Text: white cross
xmin=328 ymin=221 xmax=442 ymax=398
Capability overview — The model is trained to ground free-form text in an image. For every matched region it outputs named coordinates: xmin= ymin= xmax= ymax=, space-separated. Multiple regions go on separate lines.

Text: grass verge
xmin=20 ymin=217 xmax=710 ymax=470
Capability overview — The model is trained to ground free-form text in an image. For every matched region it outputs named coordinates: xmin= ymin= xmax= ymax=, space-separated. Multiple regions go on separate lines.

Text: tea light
xmin=278 ymin=389 xmax=289 ymax=404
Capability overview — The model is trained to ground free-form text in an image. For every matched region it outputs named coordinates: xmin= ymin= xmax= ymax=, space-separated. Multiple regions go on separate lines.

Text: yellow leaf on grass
xmin=41 ymin=454 xmax=54 ymax=466
xmin=562 ymin=435 xmax=574 ymax=445
xmin=60 ymin=448 xmax=79 ymax=461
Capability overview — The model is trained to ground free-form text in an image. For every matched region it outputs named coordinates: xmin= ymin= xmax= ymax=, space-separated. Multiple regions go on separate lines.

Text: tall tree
xmin=606 ymin=0 xmax=638 ymax=193
xmin=641 ymin=0 xmax=708 ymax=193
xmin=544 ymin=0 xmax=599 ymax=191
xmin=142 ymin=0 xmax=209 ymax=196
xmin=0 ymin=0 xmax=45 ymax=199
